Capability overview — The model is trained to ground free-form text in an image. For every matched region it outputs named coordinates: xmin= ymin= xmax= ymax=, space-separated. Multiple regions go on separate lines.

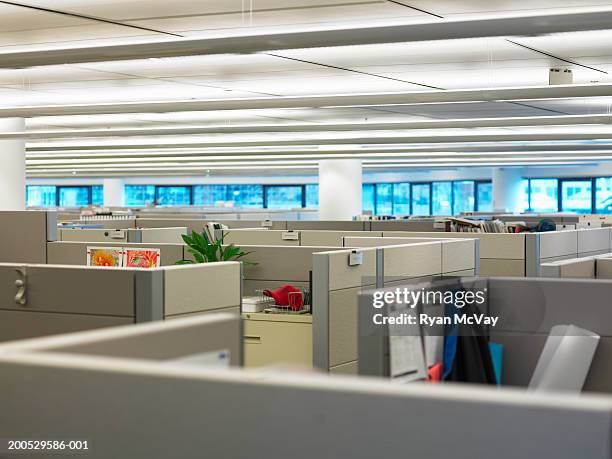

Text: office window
xmin=362 ymin=184 xmax=375 ymax=213
xmin=521 ymin=179 xmax=530 ymax=212
xmin=411 ymin=183 xmax=431 ymax=215
xmin=265 ymin=185 xmax=303 ymax=209
xmin=529 ymin=179 xmax=558 ymax=212
xmin=476 ymin=182 xmax=493 ymax=212
xmin=305 ymin=184 xmax=318 ymax=208
xmin=125 ymin=185 xmax=156 ymax=207
xmin=561 ymin=180 xmax=592 ymax=213
xmin=58 ymin=186 xmax=90 ymax=207
xmin=92 ymin=185 xmax=104 ymax=206
xmin=393 ymin=183 xmax=411 ymax=215
xmin=193 ymin=185 xmax=226 ymax=206
xmin=156 ymin=186 xmax=191 ymax=206
xmin=432 ymin=182 xmax=452 ymax=215
xmin=227 ymin=185 xmax=264 ymax=208
xmin=596 ymin=177 xmax=612 ymax=214
xmin=453 ymin=181 xmax=475 ymax=215
xmin=26 ymin=185 xmax=56 ymax=208
xmin=375 ymin=183 xmax=393 ymax=215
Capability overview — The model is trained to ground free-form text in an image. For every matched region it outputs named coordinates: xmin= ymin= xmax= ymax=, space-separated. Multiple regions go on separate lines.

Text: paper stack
xmin=242 ymin=296 xmax=271 ymax=313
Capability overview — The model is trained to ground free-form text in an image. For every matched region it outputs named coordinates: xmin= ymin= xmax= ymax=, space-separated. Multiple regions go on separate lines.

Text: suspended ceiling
xmin=1 ymin=1 xmax=612 ymax=177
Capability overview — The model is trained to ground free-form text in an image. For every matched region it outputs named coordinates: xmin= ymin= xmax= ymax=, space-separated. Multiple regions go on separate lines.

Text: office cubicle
xmin=0 ymin=313 xmax=610 ymax=458
xmin=0 ymin=262 xmax=241 ymax=342
xmin=58 ymin=227 xmax=187 ymax=244
xmin=313 ymin=239 xmax=478 ymax=374
xmin=226 ymin=237 xmax=478 ymax=372
xmin=358 ymin=276 xmax=612 ymax=394
xmin=0 ymin=210 xmax=57 ymax=264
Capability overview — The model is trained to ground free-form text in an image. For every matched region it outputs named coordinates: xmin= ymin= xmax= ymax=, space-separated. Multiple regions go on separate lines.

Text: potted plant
xmin=176 ymin=230 xmax=255 ymax=265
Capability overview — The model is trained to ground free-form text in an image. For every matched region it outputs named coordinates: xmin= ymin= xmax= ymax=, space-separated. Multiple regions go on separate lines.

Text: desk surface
xmin=242 ymin=312 xmax=312 ymax=324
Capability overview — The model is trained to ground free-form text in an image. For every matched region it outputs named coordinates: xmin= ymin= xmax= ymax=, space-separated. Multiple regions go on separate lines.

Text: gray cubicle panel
xmin=286 ymin=220 xmax=367 ymax=231
xmin=357 ymin=276 xmax=612 ymax=394
xmin=0 ymin=262 xmax=241 ymax=342
xmin=46 ymin=241 xmax=186 ymax=266
xmin=0 ymin=311 xmax=241 ymax=366
xmin=0 ymin=350 xmax=610 ymax=459
xmin=239 ymin=245 xmax=331 ymax=294
xmin=370 ymin=219 xmax=444 ymax=232
xmin=487 ymin=277 xmax=612 ymax=394
xmin=0 ymin=210 xmax=57 ymax=264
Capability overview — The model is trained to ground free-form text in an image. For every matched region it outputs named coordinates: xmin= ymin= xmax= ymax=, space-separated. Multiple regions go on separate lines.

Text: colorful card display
xmin=87 ymin=247 xmax=123 ymax=267
xmin=124 ymin=248 xmax=161 ymax=268
xmin=86 ymin=247 xmax=161 ymax=268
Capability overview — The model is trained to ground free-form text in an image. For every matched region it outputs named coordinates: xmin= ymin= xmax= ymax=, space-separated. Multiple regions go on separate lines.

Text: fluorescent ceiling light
xmin=7 ymin=115 xmax=612 ymax=140
xmin=26 ymin=131 xmax=612 ymax=151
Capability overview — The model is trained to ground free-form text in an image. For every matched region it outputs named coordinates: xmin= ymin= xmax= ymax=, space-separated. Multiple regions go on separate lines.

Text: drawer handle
xmin=244 ymin=335 xmax=261 ymax=344
xmin=14 ymin=267 xmax=27 ymax=306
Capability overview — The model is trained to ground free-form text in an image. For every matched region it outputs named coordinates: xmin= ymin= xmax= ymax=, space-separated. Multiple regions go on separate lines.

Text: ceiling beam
xmin=2 ymin=9 xmax=612 ymax=68
xmin=27 ymin=132 xmax=612 ymax=151
xmin=6 ymin=114 xmax=612 ymax=139
xmin=4 ymin=83 xmax=612 ymax=117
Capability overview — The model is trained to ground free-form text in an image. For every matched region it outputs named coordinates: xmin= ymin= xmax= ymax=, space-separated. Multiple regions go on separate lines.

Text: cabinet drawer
xmin=243 ymin=319 xmax=312 ymax=368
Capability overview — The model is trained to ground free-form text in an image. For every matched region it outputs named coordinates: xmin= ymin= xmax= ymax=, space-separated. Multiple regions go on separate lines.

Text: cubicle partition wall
xmin=0 ymin=210 xmax=57 ymax=264
xmin=1 ymin=314 xmax=609 ymax=458
xmin=58 ymin=227 xmax=187 ymax=244
xmin=0 ymin=262 xmax=241 ymax=342
xmin=313 ymin=239 xmax=479 ymax=374
xmin=47 ymin=241 xmax=186 ymax=266
xmin=239 ymin=245 xmax=333 ymax=369
xmin=358 ymin=276 xmax=612 ymax=394
xmin=540 ymin=254 xmax=612 ymax=279
xmin=385 ymin=227 xmax=612 ymax=277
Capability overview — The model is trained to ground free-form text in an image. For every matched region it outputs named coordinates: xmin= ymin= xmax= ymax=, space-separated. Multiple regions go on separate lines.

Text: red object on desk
xmin=263 ymin=284 xmax=302 ymax=307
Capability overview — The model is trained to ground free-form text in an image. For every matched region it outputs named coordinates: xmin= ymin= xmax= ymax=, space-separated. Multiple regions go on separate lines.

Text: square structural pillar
xmin=0 ymin=118 xmax=26 ymax=210
xmin=318 ymin=159 xmax=362 ymax=220
xmin=492 ymin=167 xmax=524 ymax=213
xmin=103 ymin=178 xmax=125 ymax=207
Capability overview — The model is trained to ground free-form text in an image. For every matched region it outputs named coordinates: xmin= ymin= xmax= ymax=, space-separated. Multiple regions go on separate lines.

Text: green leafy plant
xmin=176 ymin=230 xmax=256 ymax=265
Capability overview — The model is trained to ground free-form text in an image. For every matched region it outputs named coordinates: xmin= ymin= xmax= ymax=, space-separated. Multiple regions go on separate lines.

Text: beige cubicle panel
xmin=163 ymin=262 xmax=241 ymax=317
xmin=223 ymin=229 xmax=301 ymax=246
xmin=540 ymin=257 xmax=596 ymax=278
xmin=136 ymin=218 xmax=208 ymax=233
xmin=300 ymin=230 xmax=382 ymax=247
xmin=313 ymin=247 xmax=378 ymax=374
xmin=239 ymin=245 xmax=331 ymax=294
xmin=59 ymin=228 xmax=129 ymax=242
xmin=46 ymin=241 xmax=186 ymax=266
xmin=286 ymin=220 xmax=367 ymax=231
xmin=313 ymin=240 xmax=478 ymax=375
xmin=596 ymin=258 xmax=612 ymax=279
xmin=0 ymin=261 xmax=241 ymax=342
xmin=383 ymin=231 xmax=527 ymax=276
xmin=0 ymin=210 xmax=57 ymax=264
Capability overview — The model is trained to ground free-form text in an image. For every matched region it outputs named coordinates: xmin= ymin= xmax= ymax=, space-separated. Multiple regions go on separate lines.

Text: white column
xmin=492 ymin=167 xmax=524 ymax=212
xmin=0 ymin=118 xmax=25 ymax=210
xmin=318 ymin=159 xmax=362 ymax=220
xmin=103 ymin=178 xmax=125 ymax=207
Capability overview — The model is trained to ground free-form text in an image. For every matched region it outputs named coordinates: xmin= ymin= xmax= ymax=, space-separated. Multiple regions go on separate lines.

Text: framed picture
xmin=123 ymin=248 xmax=161 ymax=268
xmin=87 ymin=246 xmax=124 ymax=267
